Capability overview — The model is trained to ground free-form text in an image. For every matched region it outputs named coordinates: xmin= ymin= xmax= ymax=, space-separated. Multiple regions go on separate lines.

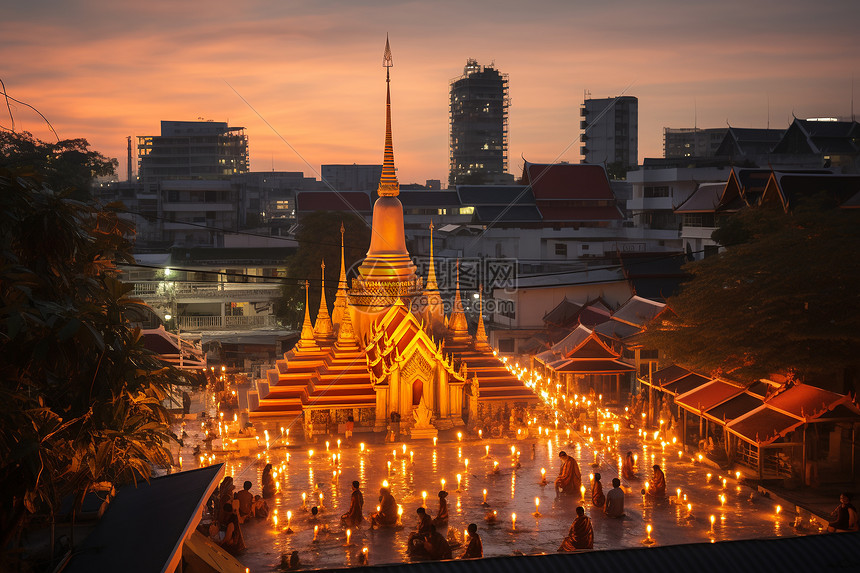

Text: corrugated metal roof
xmin=316 ymin=532 xmax=860 ymax=573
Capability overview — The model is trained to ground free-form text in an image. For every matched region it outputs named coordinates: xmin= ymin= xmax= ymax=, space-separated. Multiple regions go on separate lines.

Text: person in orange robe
xmin=558 ymin=506 xmax=594 ymax=551
xmin=622 ymin=451 xmax=637 ymax=480
xmin=554 ymin=451 xmax=582 ymax=496
xmin=460 ymin=523 xmax=483 ymax=559
xmin=341 ymin=480 xmax=364 ymax=528
xmin=432 ymin=490 xmax=449 ymax=527
xmin=408 ymin=507 xmax=434 ymax=553
xmin=370 ymin=487 xmax=398 ymax=528
xmin=591 ymin=473 xmax=605 ymax=508
xmin=646 ymin=465 xmax=666 ymax=497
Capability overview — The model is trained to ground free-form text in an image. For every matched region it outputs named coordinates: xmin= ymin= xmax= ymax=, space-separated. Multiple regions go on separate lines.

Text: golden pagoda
xmin=247 ymin=37 xmax=535 ymax=439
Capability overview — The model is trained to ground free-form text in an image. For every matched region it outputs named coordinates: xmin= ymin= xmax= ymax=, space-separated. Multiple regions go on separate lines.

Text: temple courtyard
xmin=181 ymin=401 xmax=819 ymax=571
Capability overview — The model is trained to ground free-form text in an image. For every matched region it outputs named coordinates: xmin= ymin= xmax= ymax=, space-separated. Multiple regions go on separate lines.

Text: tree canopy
xmin=0 ymin=131 xmax=117 ymax=201
xmin=275 ymin=211 xmax=371 ymax=328
xmin=0 ymin=164 xmax=185 ymax=563
xmin=640 ymin=195 xmax=860 ymax=386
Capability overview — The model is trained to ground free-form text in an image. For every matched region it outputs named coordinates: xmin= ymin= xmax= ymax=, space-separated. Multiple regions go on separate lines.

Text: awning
xmin=552 ymin=359 xmax=636 ymax=374
xmin=675 ymin=380 xmax=745 ymax=415
xmin=704 ymin=392 xmax=763 ymax=425
xmin=727 ymin=406 xmax=801 ymax=446
xmin=62 ymin=464 xmax=227 ymax=573
xmin=640 ymin=364 xmax=690 ymax=387
xmin=661 ymin=373 xmax=711 ymax=396
xmin=765 ymin=383 xmax=852 ymax=419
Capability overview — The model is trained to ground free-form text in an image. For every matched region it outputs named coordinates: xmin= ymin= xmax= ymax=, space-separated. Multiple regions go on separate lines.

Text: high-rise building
xmin=580 ymin=95 xmax=638 ymax=171
xmin=138 ymin=120 xmax=248 ymax=182
xmin=663 ymin=127 xmax=728 ymax=159
xmin=449 ymin=59 xmax=510 ymax=187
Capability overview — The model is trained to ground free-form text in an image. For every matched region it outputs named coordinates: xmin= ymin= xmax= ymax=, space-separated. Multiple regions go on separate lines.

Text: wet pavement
xmin=181 ymin=409 xmax=816 ymax=571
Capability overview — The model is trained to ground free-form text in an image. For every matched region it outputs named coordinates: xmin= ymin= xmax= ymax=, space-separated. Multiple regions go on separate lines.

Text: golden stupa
xmin=247 ymin=37 xmax=536 ymax=439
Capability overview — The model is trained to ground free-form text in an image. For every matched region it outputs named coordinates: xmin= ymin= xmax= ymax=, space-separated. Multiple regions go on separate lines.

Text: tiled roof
xmin=522 ymin=162 xmax=615 ymax=200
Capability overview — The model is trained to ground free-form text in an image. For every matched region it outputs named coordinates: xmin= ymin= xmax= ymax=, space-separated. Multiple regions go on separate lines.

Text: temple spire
xmin=423 ymin=221 xmax=444 ymax=330
xmin=446 ymin=259 xmax=471 ymax=347
xmin=475 ymin=283 xmax=491 ymax=350
xmin=378 ymin=34 xmax=399 ymax=197
xmin=314 ymin=260 xmax=336 ymax=345
xmin=295 ymin=280 xmax=319 ymax=351
xmin=332 ymin=222 xmax=349 ymax=326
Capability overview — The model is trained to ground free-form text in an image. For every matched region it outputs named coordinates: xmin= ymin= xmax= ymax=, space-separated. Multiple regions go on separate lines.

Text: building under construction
xmin=449 ymin=59 xmax=510 ymax=187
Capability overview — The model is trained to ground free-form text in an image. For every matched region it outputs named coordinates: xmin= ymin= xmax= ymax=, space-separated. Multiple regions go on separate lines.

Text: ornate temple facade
xmin=246 ymin=39 xmax=536 ymax=439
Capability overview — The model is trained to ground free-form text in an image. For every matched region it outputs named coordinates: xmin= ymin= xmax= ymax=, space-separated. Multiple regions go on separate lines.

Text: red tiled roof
xmin=523 ymin=163 xmax=615 ymax=200
xmin=764 ymin=384 xmax=849 ymax=419
xmin=675 ymin=380 xmax=745 ymax=414
xmin=661 ymin=373 xmax=710 ymax=396
xmin=728 ymin=406 xmax=800 ymax=445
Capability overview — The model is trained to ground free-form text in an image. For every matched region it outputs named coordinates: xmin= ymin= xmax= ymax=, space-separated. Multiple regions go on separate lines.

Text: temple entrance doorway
xmin=412 ymin=380 xmax=424 ymax=406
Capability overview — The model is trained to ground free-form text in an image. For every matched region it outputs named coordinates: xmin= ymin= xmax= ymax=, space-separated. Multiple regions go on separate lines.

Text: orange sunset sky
xmin=2 ymin=0 xmax=859 ymax=184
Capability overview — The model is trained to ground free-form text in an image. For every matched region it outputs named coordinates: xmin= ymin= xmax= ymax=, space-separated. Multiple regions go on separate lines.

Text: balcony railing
xmin=178 ymin=315 xmax=281 ymax=330
xmin=129 ymin=281 xmax=281 ymax=301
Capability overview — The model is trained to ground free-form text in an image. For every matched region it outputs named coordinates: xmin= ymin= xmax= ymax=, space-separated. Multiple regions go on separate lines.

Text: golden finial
xmin=378 ymin=35 xmax=399 ymax=197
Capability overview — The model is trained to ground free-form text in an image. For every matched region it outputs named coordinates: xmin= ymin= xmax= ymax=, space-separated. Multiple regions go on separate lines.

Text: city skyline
xmin=2 ymin=0 xmax=858 ymax=184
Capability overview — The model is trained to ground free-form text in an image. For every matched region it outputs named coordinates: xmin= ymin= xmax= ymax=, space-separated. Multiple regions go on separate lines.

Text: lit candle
xmin=776 ymin=505 xmax=782 ymax=514
xmin=326 ymin=440 xmax=330 ymax=451
xmin=485 ymin=445 xmax=490 ymax=457
xmin=483 ymin=489 xmax=487 ymax=504
xmin=313 ymin=525 xmax=319 ymax=541
xmin=580 ymin=485 xmax=586 ymax=500
xmin=479 ymin=429 xmax=483 ymax=438
xmin=441 ymin=478 xmax=446 ymax=490
xmin=735 ymin=471 xmax=741 ymax=480
xmin=302 ymin=492 xmax=307 ymax=508
xmin=541 ymin=468 xmax=547 ymax=482
xmin=511 ymin=512 xmax=516 ymax=529
xmin=410 ymin=451 xmax=414 ymax=463
xmin=706 ymin=472 xmax=712 ymax=483
xmin=464 ymin=458 xmax=469 ymax=469
xmin=676 ymin=488 xmax=681 ymax=500
xmin=387 ymin=460 xmax=392 ymax=473
xmin=646 ymin=524 xmax=652 ymax=541
xmin=402 ymin=444 xmax=407 ymax=454
xmin=308 ymin=449 xmax=314 ymax=458
xmin=346 ymin=528 xmax=351 ymax=545
xmin=360 ymin=442 xmax=366 ymax=452
xmin=287 ymin=510 xmax=292 ymax=529
xmin=382 ymin=479 xmax=389 ymax=488
xmin=458 ymin=432 xmax=463 ymax=442
xmin=710 ymin=514 xmax=716 ymax=530
xmin=337 ymin=439 xmax=342 ymax=449
xmin=433 ymin=437 xmax=437 ymax=446
xmin=533 ymin=496 xmax=541 ymax=517
xmin=644 ymin=481 xmax=649 ymax=493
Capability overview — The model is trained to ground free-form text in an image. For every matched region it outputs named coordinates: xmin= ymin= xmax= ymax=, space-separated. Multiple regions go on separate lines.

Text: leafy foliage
xmin=0 ymin=131 xmax=117 ymax=201
xmin=640 ymin=195 xmax=860 ymax=383
xmin=275 ymin=211 xmax=370 ymax=328
xmin=0 ymin=166 xmax=185 ymax=558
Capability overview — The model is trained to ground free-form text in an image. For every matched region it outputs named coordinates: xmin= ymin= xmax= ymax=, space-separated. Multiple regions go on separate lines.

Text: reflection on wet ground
xmin=188 ymin=419 xmax=806 ymax=571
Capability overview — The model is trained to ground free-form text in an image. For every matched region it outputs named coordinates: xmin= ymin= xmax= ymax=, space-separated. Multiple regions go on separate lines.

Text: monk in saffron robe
xmin=460 ymin=523 xmax=483 ymax=559
xmin=432 ymin=491 xmax=449 ymax=527
xmin=408 ymin=507 xmax=434 ymax=553
xmin=558 ymin=506 xmax=593 ymax=551
xmin=554 ymin=451 xmax=581 ymax=496
xmin=370 ymin=487 xmax=398 ymax=528
xmin=622 ymin=451 xmax=637 ymax=480
xmin=647 ymin=465 xmax=666 ymax=497
xmin=591 ymin=473 xmax=605 ymax=508
xmin=341 ymin=480 xmax=364 ymax=528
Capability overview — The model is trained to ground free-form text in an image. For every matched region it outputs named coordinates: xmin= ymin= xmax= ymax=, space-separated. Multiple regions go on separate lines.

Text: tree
xmin=640 ymin=195 xmax=860 ymax=385
xmin=0 ymin=166 xmax=186 ymax=565
xmin=275 ymin=212 xmax=371 ymax=328
xmin=0 ymin=131 xmax=117 ymax=201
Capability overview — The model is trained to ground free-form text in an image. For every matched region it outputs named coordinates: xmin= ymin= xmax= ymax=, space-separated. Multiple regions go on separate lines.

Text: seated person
xmin=554 ymin=451 xmax=581 ymax=496
xmin=558 ymin=506 xmax=593 ymax=551
xmin=407 ymin=507 xmax=433 ymax=549
xmin=645 ymin=464 xmax=666 ymax=497
xmin=604 ymin=478 xmax=625 ymax=518
xmin=234 ymin=480 xmax=255 ymax=522
xmin=253 ymin=495 xmax=269 ymax=519
xmin=432 ymin=491 xmax=449 ymax=527
xmin=412 ymin=524 xmax=452 ymax=561
xmin=217 ymin=503 xmax=246 ymax=555
xmin=370 ymin=487 xmax=398 ymax=528
xmin=827 ymin=492 xmax=859 ymax=532
xmin=591 ymin=473 xmax=605 ymax=508
xmin=341 ymin=480 xmax=364 ymax=528
xmin=262 ymin=464 xmax=276 ymax=499
xmin=622 ymin=451 xmax=637 ymax=480
xmin=459 ymin=523 xmax=483 ymax=559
